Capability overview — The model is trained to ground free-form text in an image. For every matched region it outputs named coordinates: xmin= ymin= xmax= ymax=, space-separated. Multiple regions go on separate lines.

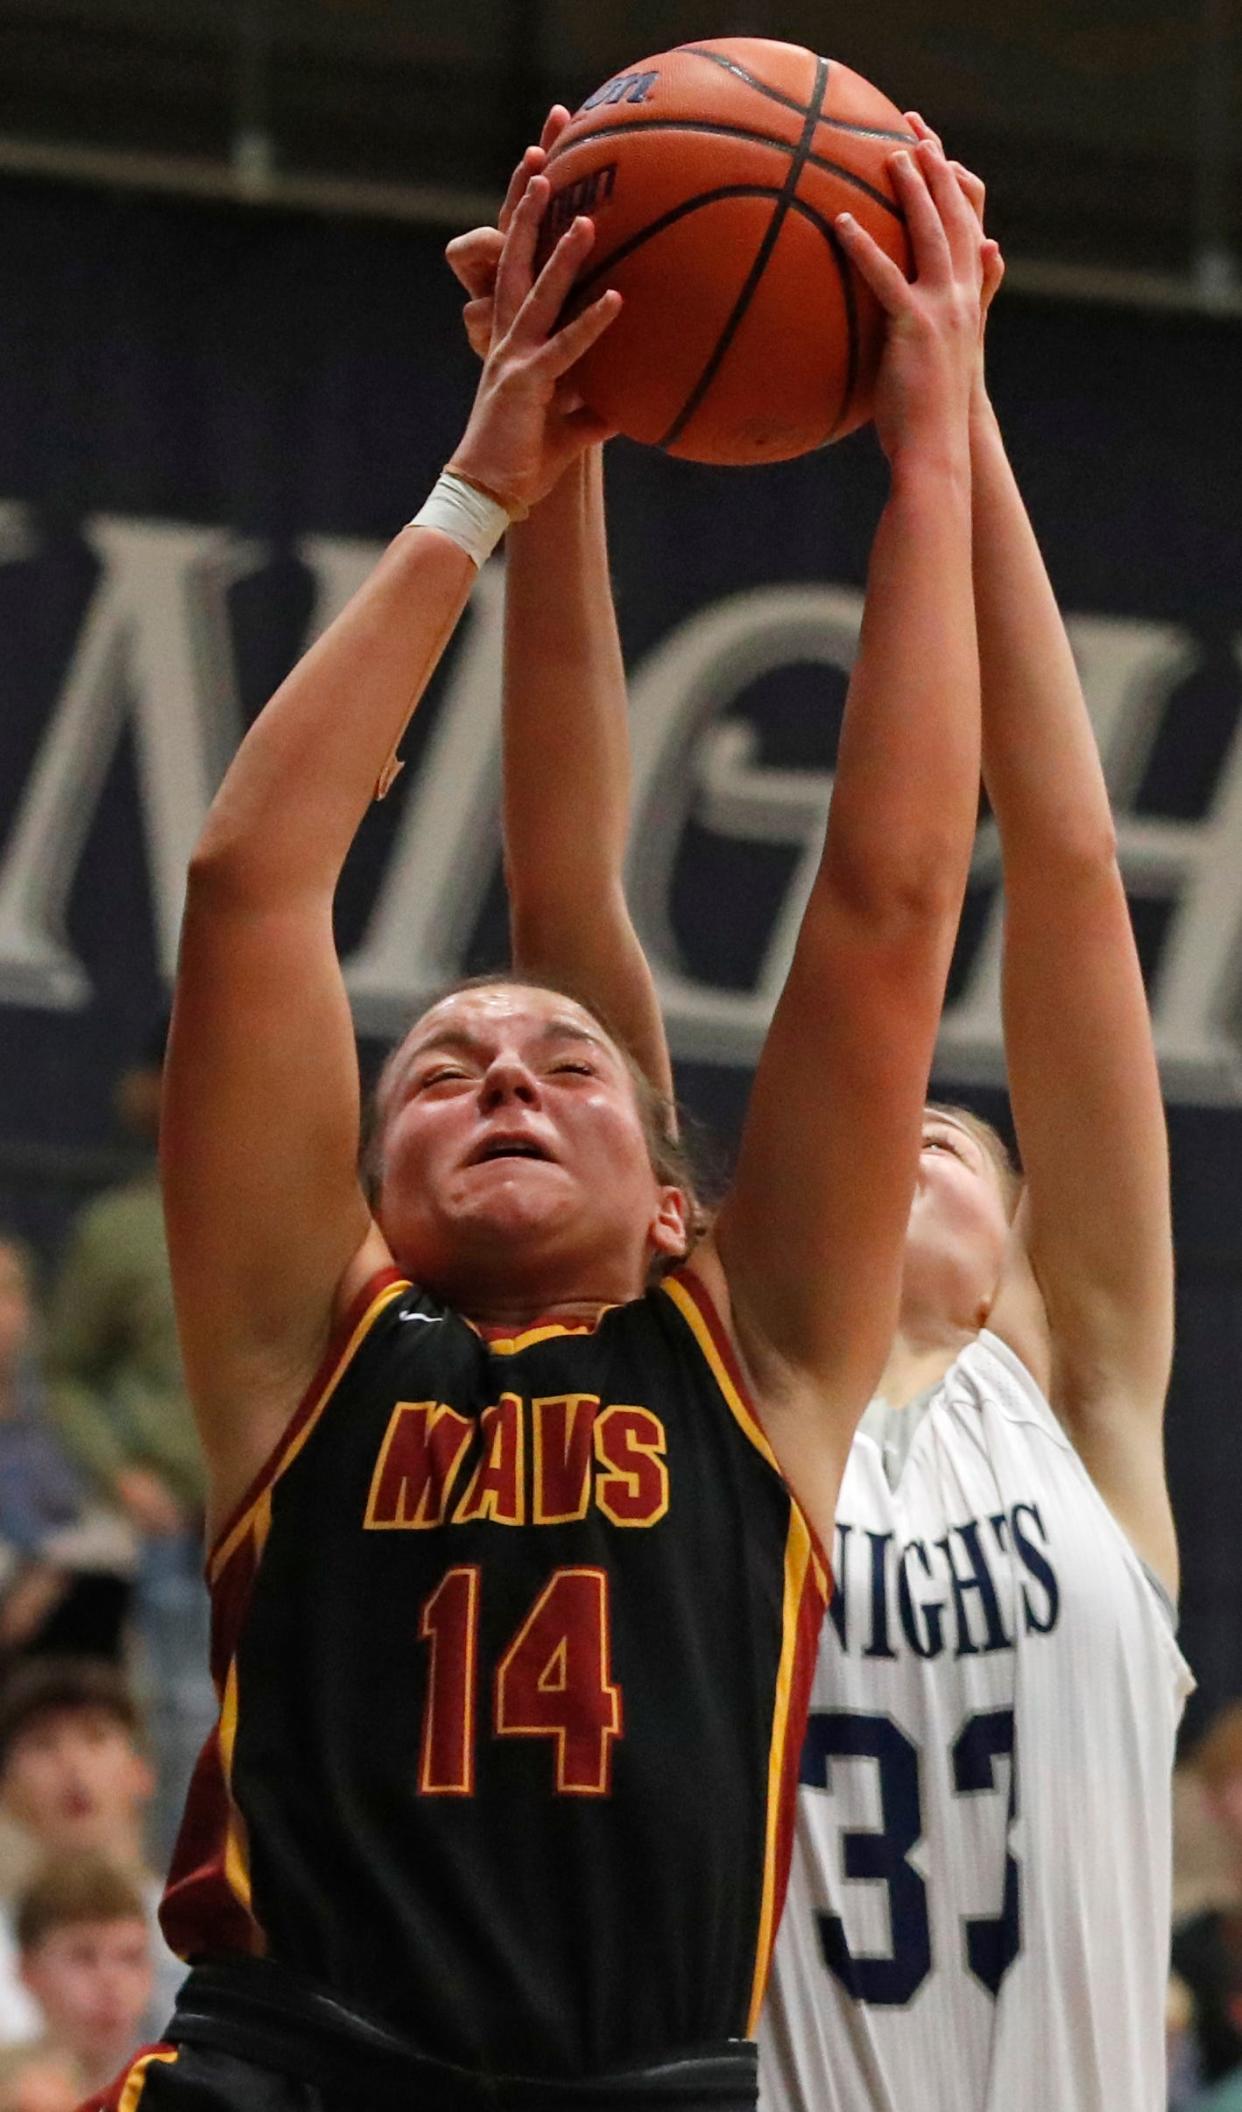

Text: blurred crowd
xmin=0 ymin=1023 xmax=1238 ymax=2111
xmin=0 ymin=1022 xmax=211 ymax=2110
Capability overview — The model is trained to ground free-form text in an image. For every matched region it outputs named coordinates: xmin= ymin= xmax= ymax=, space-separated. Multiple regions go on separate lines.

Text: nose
xmin=478 ymin=1050 xmax=541 ymax=1112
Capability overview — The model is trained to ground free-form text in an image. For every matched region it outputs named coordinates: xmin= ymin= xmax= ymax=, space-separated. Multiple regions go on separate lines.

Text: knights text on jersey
xmin=759 ymin=1330 xmax=1192 ymax=2112
xmin=160 ymin=1267 xmax=826 ymax=2080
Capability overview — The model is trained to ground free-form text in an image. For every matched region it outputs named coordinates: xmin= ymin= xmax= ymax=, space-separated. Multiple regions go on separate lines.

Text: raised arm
xmin=446 ymin=117 xmax=671 ymax=1100
xmin=697 ymin=143 xmax=988 ymax=1537
xmin=502 ymin=450 xmax=672 ymax=1099
xmin=912 ymin=128 xmax=1176 ymax=1585
xmin=162 ymin=186 xmax=620 ymax=1527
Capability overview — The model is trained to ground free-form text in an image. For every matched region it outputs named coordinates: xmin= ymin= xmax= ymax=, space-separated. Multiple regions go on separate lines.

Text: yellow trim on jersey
xmin=480 ymin=1309 xmax=615 ymax=1357
xmin=746 ymin=1505 xmax=814 ymax=2033
xmin=660 ymin=1275 xmax=829 ymax=1599
xmin=210 ymin=1279 xmax=410 ymax=1584
xmin=118 ymin=2047 xmax=179 ymax=2108
xmin=216 ymin=1491 xmax=272 ymax=1926
xmin=659 ymin=1276 xmax=780 ymax=1471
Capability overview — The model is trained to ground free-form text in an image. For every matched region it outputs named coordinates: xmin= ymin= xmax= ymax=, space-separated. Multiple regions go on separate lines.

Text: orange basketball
xmin=542 ymin=38 xmax=915 ymax=465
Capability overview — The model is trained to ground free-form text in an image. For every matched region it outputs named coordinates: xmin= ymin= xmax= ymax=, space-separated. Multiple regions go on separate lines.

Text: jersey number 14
xmin=418 ymin=1565 xmax=621 ymax=1796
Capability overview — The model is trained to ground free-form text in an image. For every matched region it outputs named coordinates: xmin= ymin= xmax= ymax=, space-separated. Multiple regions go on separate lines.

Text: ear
xmin=648 ymin=1185 xmax=692 ymax=1265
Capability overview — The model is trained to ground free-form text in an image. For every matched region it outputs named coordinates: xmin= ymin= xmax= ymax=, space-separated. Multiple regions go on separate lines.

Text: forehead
xmin=12 ymin=1705 xmax=128 ymax=1753
xmin=405 ymin=986 xmax=613 ymax=1058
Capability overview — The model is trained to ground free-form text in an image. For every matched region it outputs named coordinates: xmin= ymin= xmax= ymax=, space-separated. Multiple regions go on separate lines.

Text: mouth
xmin=465 ymin=1134 xmax=556 ymax=1168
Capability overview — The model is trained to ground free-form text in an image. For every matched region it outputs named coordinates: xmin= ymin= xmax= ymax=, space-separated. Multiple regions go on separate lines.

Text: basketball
xmin=541 ymin=38 xmax=915 ymax=466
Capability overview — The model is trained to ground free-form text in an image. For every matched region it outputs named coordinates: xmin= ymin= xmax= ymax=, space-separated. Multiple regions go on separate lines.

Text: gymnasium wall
xmin=0 ymin=173 xmax=1239 ymax=1727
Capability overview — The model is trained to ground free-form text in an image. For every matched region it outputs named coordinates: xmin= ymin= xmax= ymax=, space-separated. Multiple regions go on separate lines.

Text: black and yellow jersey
xmin=162 ymin=1265 xmax=827 ymax=2080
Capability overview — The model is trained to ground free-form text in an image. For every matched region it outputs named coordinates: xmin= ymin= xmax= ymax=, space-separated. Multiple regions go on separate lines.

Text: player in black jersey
xmin=91 ymin=136 xmax=989 ymax=2112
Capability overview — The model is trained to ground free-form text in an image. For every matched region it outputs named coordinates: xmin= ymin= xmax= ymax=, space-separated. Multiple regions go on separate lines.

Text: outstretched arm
xmin=502 ymin=450 xmax=673 ymax=1099
xmin=162 ymin=185 xmax=621 ymax=1529
xmin=913 ymin=126 xmax=1176 ymax=1586
xmin=698 ymin=143 xmax=989 ymax=1541
xmin=447 ymin=121 xmax=672 ymax=1100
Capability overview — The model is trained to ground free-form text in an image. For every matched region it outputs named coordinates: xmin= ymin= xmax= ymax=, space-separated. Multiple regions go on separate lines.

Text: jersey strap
xmin=208 ymin=1266 xmax=410 ymax=1578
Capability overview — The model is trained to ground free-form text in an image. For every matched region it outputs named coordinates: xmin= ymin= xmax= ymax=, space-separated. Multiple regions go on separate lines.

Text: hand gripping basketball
xmin=446 ymin=108 xmax=572 ymax=361
xmin=903 ymin=113 xmax=1006 ymax=364
xmin=833 ymin=139 xmax=987 ymax=467
xmin=449 ymin=174 xmax=622 ymax=516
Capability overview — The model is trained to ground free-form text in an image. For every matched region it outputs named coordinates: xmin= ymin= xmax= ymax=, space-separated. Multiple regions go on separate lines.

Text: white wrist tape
xmin=409 ymin=470 xmax=512 ymax=568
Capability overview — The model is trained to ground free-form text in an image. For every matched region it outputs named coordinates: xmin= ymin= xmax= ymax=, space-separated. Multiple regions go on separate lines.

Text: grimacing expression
xmin=373 ymin=986 xmax=686 ymax=1297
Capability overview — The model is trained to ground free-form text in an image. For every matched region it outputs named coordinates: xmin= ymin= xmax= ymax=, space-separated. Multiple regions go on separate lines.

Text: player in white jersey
xmin=447 ymin=120 xmax=1189 ymax=2112
xmin=759 ymin=123 xmax=1192 ymax=2112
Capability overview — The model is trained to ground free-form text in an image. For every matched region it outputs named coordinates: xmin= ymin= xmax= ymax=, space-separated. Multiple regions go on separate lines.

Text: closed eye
xmin=550 ymin=1060 xmax=596 ymax=1077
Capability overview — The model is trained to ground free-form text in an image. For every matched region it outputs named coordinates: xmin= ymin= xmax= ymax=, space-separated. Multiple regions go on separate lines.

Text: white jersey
xmin=760 ymin=1330 xmax=1192 ymax=2112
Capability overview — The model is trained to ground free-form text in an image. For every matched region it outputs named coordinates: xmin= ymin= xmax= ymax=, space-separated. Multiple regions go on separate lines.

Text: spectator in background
xmin=14 ymin=1857 xmax=151 ymax=2093
xmin=1183 ymin=1913 xmax=1242 ymax=2110
xmin=0 ymin=1661 xmax=183 ymax=2039
xmin=41 ymin=1019 xmax=213 ymax=1857
xmin=0 ymin=2039 xmax=82 ymax=2112
xmin=1176 ymin=1705 xmax=1242 ymax=2090
xmin=0 ymin=1237 xmax=134 ymax=1667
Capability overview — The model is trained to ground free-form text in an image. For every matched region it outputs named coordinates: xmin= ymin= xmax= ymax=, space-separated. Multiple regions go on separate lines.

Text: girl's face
xmin=374 ymin=984 xmax=687 ymax=1307
xmin=903 ymin=1111 xmax=1013 ymax=1330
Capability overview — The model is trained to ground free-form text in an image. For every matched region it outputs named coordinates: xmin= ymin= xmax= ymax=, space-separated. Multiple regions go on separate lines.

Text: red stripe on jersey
xmin=160 ymin=1526 xmax=267 ymax=1963
xmin=207 ymin=1266 xmax=408 ymax=1568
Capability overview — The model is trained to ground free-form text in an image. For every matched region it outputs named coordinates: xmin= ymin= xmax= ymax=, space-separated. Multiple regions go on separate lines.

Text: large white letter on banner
xmin=0 ymin=518 xmax=250 ymax=1007
xmin=344 ymin=561 xmax=507 ymax=1037
xmin=626 ymin=584 xmax=863 ymax=1065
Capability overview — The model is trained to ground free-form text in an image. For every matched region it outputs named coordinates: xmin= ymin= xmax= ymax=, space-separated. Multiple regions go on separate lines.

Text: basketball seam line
xmin=680 ymin=44 xmax=914 ymax=148
xmin=822 ymin=225 xmax=861 ymax=442
xmin=657 ymin=52 xmax=831 ymax=453
xmin=572 ymin=184 xmax=865 ymax=312
xmin=554 ymin=118 xmax=902 ymax=221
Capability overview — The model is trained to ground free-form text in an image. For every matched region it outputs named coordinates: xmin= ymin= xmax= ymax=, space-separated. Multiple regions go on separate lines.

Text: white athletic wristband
xmin=409 ymin=469 xmax=513 ymax=569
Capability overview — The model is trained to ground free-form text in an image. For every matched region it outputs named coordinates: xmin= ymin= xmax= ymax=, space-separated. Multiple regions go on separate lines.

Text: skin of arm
xmin=695 ymin=146 xmax=988 ymax=1544
xmin=162 ymin=185 xmax=622 ymax=1532
xmin=968 ymin=385 xmax=1177 ymax=1587
xmin=503 ymin=449 xmax=673 ymax=1099
xmin=908 ymin=120 xmax=1178 ymax=1588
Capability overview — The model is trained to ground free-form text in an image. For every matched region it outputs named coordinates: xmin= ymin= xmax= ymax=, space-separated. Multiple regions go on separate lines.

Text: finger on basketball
xmin=539 ymin=105 xmax=571 ymax=154
xmin=835 ymin=213 xmax=910 ymax=313
xmin=981 ymin=238 xmax=1005 ymax=316
xmin=519 ymin=215 xmax=596 ymax=341
xmin=890 ymin=150 xmax=951 ymax=282
xmin=493 ymin=175 xmax=547 ymax=337
xmin=462 ymin=296 xmax=495 ymax=359
xmin=499 ymin=145 xmax=546 ymax=236
xmin=904 ymin=111 xmax=944 ymax=155
xmin=949 ymin=160 xmax=986 ymax=225
xmin=533 ymin=288 xmax=622 ymax=381
xmin=917 ymin=141 xmax=979 ymax=274
xmin=445 ymin=227 xmax=503 ymax=299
